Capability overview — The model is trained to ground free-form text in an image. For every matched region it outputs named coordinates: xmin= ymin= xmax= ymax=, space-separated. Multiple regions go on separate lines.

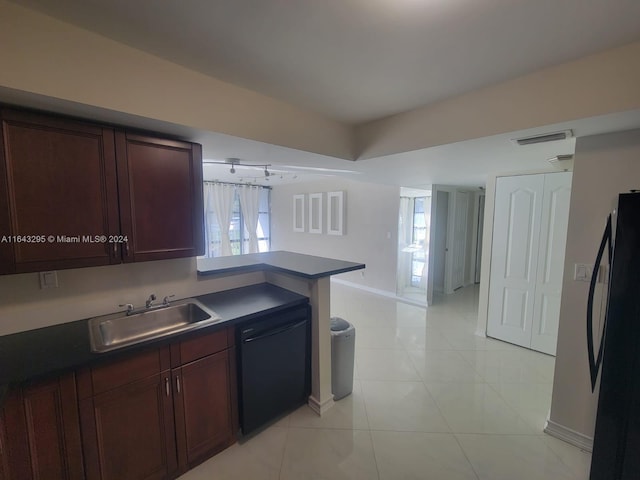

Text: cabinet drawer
xmin=177 ymin=328 xmax=228 ymax=366
xmin=90 ymin=348 xmax=170 ymax=396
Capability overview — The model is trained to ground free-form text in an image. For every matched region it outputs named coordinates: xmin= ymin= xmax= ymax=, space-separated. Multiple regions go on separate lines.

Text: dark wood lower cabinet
xmin=173 ymin=350 xmax=235 ymax=472
xmin=0 ymin=415 xmax=8 ymax=480
xmin=78 ymin=328 xmax=237 ymax=480
xmin=80 ymin=374 xmax=177 ymax=480
xmin=0 ymin=328 xmax=237 ymax=480
xmin=0 ymin=374 xmax=84 ymax=480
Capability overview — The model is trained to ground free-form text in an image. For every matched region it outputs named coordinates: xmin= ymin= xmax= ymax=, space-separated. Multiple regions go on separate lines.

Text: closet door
xmin=530 ymin=172 xmax=572 ymax=355
xmin=487 ymin=174 xmax=544 ymax=348
xmin=451 ymin=191 xmax=469 ymax=291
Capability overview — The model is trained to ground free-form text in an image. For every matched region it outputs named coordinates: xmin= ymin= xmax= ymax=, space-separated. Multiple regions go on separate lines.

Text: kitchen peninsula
xmin=198 ymin=251 xmax=365 ymax=415
xmin=0 ymin=251 xmax=364 ymax=479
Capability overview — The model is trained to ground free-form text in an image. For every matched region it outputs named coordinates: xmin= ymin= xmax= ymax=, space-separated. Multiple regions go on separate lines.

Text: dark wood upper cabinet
xmin=0 ymin=108 xmax=204 ymax=274
xmin=0 ymin=109 xmax=120 ymax=274
xmin=0 ymin=373 xmax=84 ymax=480
xmin=115 ymin=133 xmax=204 ymax=263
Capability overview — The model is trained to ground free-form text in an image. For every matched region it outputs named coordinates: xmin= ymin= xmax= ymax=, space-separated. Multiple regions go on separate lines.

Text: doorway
xmin=432 ymin=190 xmax=449 ymax=295
xmin=396 ymin=188 xmax=431 ymax=304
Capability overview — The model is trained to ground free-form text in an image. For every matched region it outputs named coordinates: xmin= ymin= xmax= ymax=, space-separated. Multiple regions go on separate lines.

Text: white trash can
xmin=330 ymin=317 xmax=355 ymax=400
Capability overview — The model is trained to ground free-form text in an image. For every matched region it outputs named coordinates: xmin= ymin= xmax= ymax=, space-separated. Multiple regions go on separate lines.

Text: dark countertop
xmin=197 ymin=251 xmax=365 ymax=279
xmin=0 ymin=283 xmax=308 ymax=399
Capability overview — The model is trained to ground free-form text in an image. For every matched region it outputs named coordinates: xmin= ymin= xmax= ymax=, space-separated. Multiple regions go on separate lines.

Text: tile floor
xmin=179 ymin=282 xmax=592 ymax=480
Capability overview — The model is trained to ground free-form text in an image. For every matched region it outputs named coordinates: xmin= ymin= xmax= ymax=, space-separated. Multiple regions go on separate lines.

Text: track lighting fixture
xmin=203 ymin=158 xmax=271 ymax=176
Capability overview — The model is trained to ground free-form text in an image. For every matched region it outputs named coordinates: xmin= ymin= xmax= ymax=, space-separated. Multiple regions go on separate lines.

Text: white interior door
xmin=451 ymin=191 xmax=469 ymax=290
xmin=487 ymin=174 xmax=544 ymax=348
xmin=475 ymin=195 xmax=485 ymax=284
xmin=427 ymin=188 xmax=449 ymax=304
xmin=530 ymin=172 xmax=572 ymax=355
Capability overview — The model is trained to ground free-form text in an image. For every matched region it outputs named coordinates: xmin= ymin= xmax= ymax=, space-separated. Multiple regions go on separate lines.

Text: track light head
xmin=230 ymin=166 xmax=236 ymax=174
xmin=264 ymin=167 xmax=270 ymax=177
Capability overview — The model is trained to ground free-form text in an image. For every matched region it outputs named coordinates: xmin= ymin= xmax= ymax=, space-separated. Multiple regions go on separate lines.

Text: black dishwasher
xmin=237 ymin=304 xmax=311 ymax=434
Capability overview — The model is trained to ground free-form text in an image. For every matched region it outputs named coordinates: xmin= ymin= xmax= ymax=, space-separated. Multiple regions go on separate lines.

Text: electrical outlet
xmin=574 ymin=263 xmax=593 ymax=282
xmin=39 ymin=271 xmax=58 ymax=289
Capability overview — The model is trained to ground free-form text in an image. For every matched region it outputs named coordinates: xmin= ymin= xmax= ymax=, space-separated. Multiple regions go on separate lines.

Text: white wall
xmin=3 ymin=1 xmax=640 ymax=164
xmin=548 ymin=128 xmax=640 ymax=444
xmin=355 ymin=41 xmax=640 ymax=159
xmin=0 ymin=0 xmax=353 ymax=160
xmin=271 ymin=177 xmax=400 ymax=294
xmin=0 ymin=258 xmax=264 ymax=335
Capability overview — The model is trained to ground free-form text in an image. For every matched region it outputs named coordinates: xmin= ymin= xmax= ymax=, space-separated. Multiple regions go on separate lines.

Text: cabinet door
xmin=173 ymin=350 xmax=234 ymax=472
xmin=1 ymin=374 xmax=84 ymax=480
xmin=115 ymin=133 xmax=204 ymax=262
xmin=0 ymin=109 xmax=120 ymax=273
xmin=80 ymin=373 xmax=177 ymax=480
xmin=0 ymin=411 xmax=9 ymax=480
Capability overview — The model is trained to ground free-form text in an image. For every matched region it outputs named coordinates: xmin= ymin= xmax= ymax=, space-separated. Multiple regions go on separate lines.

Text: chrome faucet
xmin=119 ymin=294 xmax=174 ymax=316
xmin=145 ymin=294 xmax=157 ymax=309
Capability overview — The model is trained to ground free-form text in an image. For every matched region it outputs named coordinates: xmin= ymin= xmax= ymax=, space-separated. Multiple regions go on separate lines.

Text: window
xmin=410 ymin=197 xmax=427 ymax=287
xmin=203 ymin=183 xmax=271 ymax=257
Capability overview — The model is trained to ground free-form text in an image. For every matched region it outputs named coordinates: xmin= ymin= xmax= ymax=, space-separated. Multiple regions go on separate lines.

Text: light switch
xmin=574 ymin=263 xmax=593 ymax=282
xmin=39 ymin=271 xmax=58 ymax=289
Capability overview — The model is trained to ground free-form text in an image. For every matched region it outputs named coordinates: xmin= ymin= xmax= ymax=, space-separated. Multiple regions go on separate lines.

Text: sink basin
xmin=89 ymin=299 xmax=222 ymax=353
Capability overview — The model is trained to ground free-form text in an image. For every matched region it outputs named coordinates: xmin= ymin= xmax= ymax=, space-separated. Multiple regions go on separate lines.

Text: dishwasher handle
xmin=243 ymin=319 xmax=308 ymax=344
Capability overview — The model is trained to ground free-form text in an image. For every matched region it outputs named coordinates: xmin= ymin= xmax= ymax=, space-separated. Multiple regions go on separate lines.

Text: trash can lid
xmin=330 ymin=317 xmax=351 ymax=332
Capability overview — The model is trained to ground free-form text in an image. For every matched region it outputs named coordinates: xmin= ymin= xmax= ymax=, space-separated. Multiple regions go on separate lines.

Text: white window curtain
xmin=420 ymin=197 xmax=431 ymax=289
xmin=238 ymin=185 xmax=261 ymax=254
xmin=207 ymin=183 xmax=235 ymax=257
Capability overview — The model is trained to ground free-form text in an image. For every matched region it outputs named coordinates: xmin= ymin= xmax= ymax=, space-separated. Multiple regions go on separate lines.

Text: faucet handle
xmin=119 ymin=303 xmax=134 ymax=313
xmin=162 ymin=294 xmax=176 ymax=305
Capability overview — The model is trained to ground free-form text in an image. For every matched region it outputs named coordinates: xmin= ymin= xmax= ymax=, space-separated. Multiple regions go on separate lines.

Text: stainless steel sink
xmin=89 ymin=299 xmax=222 ymax=353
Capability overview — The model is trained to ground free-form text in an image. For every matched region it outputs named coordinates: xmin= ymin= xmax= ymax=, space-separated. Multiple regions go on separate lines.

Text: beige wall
xmin=356 ymin=41 xmax=640 ymax=159
xmin=0 ymin=0 xmax=353 ymax=160
xmin=271 ymin=178 xmax=400 ymax=293
xmin=549 ymin=128 xmax=640 ymax=442
xmin=0 ymin=258 xmax=265 ymax=335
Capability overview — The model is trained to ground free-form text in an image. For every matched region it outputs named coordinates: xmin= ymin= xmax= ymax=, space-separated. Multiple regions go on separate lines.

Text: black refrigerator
xmin=588 ymin=192 xmax=640 ymax=480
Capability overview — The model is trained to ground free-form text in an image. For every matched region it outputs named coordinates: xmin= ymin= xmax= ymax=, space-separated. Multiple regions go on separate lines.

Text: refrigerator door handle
xmin=587 ymin=214 xmax=612 ymax=392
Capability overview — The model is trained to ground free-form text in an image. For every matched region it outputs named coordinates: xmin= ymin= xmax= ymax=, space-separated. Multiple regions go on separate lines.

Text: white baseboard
xmin=308 ymin=395 xmax=335 ymax=415
xmin=544 ymin=418 xmax=593 ymax=452
xmin=331 ymin=278 xmax=427 ymax=307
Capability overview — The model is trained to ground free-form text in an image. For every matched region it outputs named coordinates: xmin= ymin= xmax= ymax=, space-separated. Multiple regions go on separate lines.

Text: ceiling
xmin=13 ymin=0 xmax=640 ymax=124
xmin=196 ymin=109 xmax=640 ymax=187
xmin=5 ymin=0 xmax=640 ymax=188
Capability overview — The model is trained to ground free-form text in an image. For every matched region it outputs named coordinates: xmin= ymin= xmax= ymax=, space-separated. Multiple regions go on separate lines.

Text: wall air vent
xmin=512 ymin=130 xmax=573 ymax=146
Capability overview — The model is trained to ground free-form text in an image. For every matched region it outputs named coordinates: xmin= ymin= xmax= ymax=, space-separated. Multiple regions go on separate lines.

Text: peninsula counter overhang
xmin=197 ymin=251 xmax=365 ymax=279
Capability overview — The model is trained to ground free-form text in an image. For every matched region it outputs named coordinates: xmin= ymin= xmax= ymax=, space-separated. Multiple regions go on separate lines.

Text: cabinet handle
xmin=176 ymin=376 xmax=181 ymax=394
xmin=113 ymin=242 xmax=117 ymax=257
xmin=165 ymin=377 xmax=170 ymax=397
xmin=125 ymin=241 xmax=130 ymax=257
